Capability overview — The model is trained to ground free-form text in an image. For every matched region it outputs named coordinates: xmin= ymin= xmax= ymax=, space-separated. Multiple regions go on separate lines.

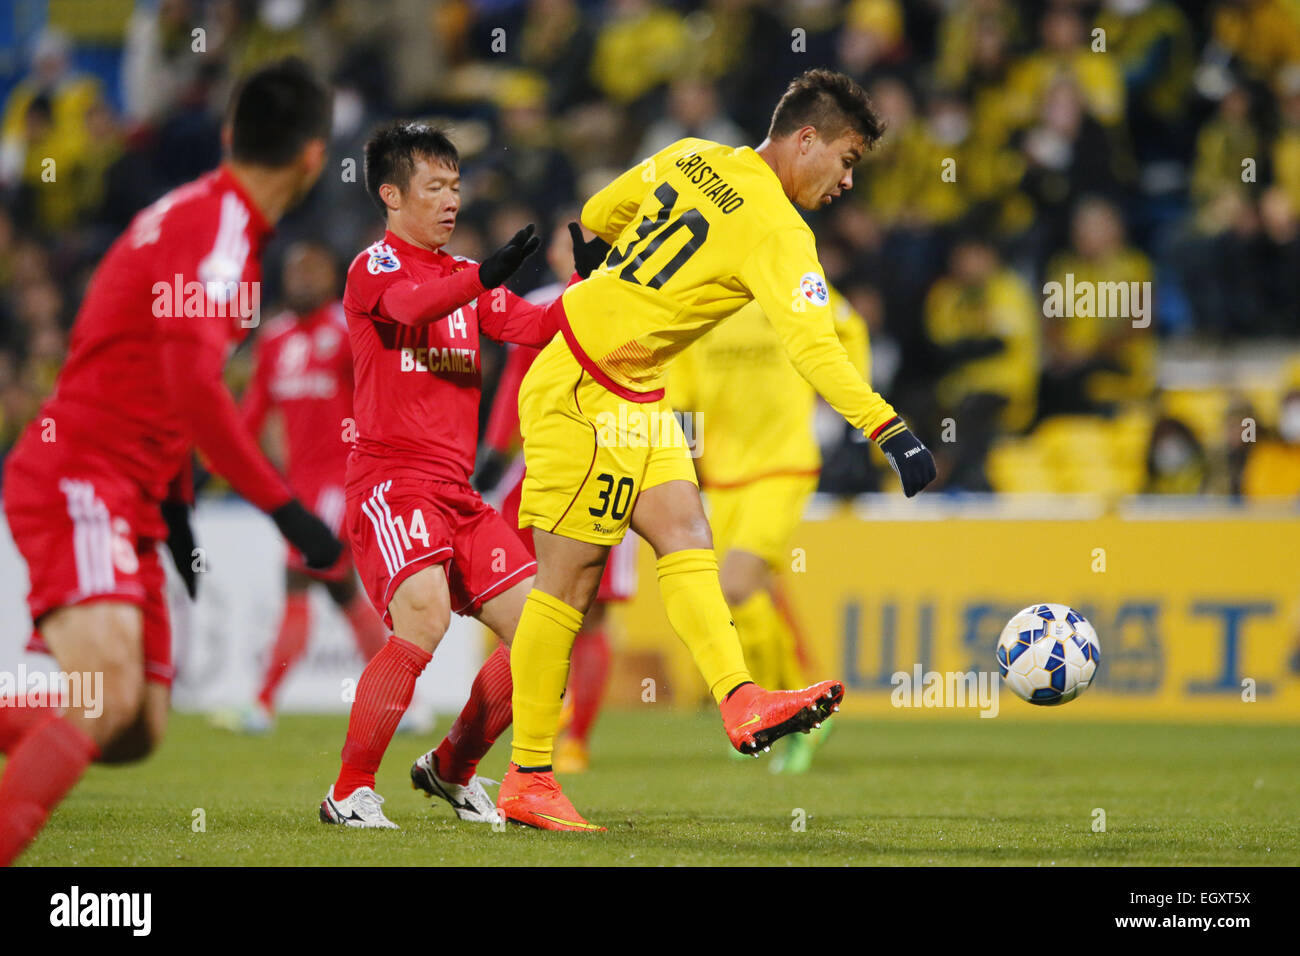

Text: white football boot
xmin=410 ymin=751 xmax=501 ymax=824
xmin=319 ymin=785 xmax=399 ymax=829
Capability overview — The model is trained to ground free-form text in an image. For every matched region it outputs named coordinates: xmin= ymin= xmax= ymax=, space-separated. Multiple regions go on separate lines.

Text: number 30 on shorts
xmin=589 ymin=473 xmax=635 ymax=521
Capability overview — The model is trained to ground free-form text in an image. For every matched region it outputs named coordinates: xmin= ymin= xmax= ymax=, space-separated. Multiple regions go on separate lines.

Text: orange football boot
xmin=497 ymin=763 xmax=606 ymax=832
xmin=720 ymin=680 xmax=844 ymax=755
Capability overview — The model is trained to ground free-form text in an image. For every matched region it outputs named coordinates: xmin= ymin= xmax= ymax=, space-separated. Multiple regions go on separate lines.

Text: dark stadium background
xmin=2 ymin=0 xmax=1297 ymax=500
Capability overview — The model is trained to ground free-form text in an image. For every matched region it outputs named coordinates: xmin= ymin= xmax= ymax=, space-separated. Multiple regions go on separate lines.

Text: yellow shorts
xmin=518 ymin=337 xmax=697 ymax=546
xmin=705 ymin=472 xmax=819 ymax=568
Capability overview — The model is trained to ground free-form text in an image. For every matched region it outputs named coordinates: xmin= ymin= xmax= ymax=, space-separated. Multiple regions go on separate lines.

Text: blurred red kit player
xmin=320 ymin=121 xmax=569 ymax=828
xmin=0 ymin=60 xmax=342 ymax=866
xmin=238 ymin=242 xmax=388 ymax=725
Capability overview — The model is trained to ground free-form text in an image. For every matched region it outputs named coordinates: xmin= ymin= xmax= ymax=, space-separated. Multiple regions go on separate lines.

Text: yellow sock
xmin=656 ymin=549 xmax=751 ymax=703
xmin=510 ymin=589 xmax=584 ymax=767
xmin=731 ymin=589 xmax=784 ymax=690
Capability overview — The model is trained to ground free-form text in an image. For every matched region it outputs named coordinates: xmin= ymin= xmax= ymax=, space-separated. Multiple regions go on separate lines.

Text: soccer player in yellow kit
xmin=499 ymin=69 xmax=937 ymax=830
xmin=669 ymin=285 xmax=869 ymax=774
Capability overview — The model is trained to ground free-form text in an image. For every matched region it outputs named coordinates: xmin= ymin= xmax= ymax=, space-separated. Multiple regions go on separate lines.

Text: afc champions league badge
xmin=367 ymin=242 xmax=401 ymax=275
xmin=800 ymin=272 xmax=829 ymax=306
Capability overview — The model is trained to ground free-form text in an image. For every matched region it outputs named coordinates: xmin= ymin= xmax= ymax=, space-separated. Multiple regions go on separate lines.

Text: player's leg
xmin=322 ymin=480 xmax=461 ymax=827
xmin=251 ymin=567 xmax=314 ymax=723
xmin=0 ymin=601 xmax=138 ymax=865
xmin=719 ymin=549 xmax=781 ymax=689
xmin=323 ymin=563 xmax=449 ymax=827
xmin=325 ymin=570 xmax=389 ymax=661
xmin=555 ymin=600 xmax=612 ymax=773
xmin=632 ymin=475 xmax=843 ymax=755
xmin=411 ymin=572 xmax=532 ymax=823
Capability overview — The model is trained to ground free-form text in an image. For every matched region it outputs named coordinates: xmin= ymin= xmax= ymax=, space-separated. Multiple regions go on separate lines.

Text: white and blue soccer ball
xmin=996 ymin=604 xmax=1100 ymax=705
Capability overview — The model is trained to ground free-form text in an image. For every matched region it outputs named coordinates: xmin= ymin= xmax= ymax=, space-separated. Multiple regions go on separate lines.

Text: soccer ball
xmin=995 ymin=604 xmax=1100 ymax=705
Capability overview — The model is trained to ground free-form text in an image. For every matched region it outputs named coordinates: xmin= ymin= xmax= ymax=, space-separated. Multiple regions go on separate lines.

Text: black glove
xmin=271 ymin=500 xmax=343 ymax=569
xmin=874 ymin=417 xmax=937 ymax=498
xmin=473 ymin=448 xmax=509 ymax=494
xmin=161 ymin=500 xmax=199 ymax=599
xmin=479 ymin=223 xmax=541 ymax=288
xmin=568 ymin=222 xmax=611 ymax=279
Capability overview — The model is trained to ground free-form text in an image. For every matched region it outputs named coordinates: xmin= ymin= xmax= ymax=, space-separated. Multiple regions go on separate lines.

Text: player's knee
xmin=390 ymin=572 xmax=450 ymax=649
xmin=720 ymin=575 xmax=756 ymax=608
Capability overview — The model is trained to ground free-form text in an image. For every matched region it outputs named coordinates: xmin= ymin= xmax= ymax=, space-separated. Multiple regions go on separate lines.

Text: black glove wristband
xmin=479 ymin=223 xmax=542 ymax=288
xmin=874 ymin=417 xmax=937 ymax=498
xmin=568 ymin=222 xmax=611 ymax=279
xmin=161 ymin=500 xmax=198 ymax=599
xmin=271 ymin=499 xmax=343 ymax=570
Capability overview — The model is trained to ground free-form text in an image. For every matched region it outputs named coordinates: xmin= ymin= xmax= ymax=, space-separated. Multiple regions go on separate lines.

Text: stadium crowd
xmin=1 ymin=0 xmax=1299 ymax=498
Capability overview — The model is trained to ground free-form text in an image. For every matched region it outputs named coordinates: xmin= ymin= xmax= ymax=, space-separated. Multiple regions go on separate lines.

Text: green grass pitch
xmin=11 ymin=711 xmax=1298 ymax=866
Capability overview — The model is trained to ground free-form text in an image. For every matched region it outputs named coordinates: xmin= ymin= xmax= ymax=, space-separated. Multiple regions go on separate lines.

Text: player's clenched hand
xmin=161 ymin=500 xmax=199 ymax=599
xmin=271 ymin=500 xmax=343 ymax=569
xmin=479 ymin=223 xmax=542 ymax=288
xmin=568 ymin=222 xmax=611 ymax=279
xmin=873 ymin=417 xmax=937 ymax=498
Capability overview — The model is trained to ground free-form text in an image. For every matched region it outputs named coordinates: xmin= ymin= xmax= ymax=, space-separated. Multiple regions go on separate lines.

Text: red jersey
xmin=8 ymin=166 xmax=291 ymax=533
xmin=342 ymin=230 xmax=561 ymax=493
xmin=242 ymin=302 xmax=353 ymax=497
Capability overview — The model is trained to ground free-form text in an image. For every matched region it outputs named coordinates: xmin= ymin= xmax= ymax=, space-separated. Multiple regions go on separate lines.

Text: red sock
xmin=0 ymin=715 xmax=99 ymax=866
xmin=568 ymin=627 xmax=611 ymax=744
xmin=433 ymin=643 xmax=512 ymax=786
xmin=334 ymin=636 xmax=431 ymax=799
xmin=344 ymin=594 xmax=388 ymax=661
xmin=257 ymin=592 xmax=311 ymax=711
xmin=0 ymin=697 xmax=58 ymax=754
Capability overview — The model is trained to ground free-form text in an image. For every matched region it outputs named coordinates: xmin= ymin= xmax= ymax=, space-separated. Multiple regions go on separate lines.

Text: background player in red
xmin=474 ymin=221 xmax=637 ymax=774
xmin=318 ymin=122 xmax=569 ymax=828
xmin=220 ymin=240 xmax=389 ymax=733
xmin=0 ymin=59 xmax=342 ymax=866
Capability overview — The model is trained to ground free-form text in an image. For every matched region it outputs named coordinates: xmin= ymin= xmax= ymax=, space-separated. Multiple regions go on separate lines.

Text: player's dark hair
xmin=768 ymin=69 xmax=885 ymax=147
xmin=364 ymin=122 xmax=460 ymax=214
xmin=228 ymin=58 xmax=332 ymax=166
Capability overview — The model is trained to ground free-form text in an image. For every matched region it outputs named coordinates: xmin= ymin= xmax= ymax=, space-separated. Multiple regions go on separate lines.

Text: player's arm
xmin=160 ymin=314 xmax=342 ymax=567
xmin=741 ymin=229 xmax=935 ymax=497
xmin=477 ymin=285 xmax=560 ymax=348
xmin=374 ymin=225 xmax=542 ymax=329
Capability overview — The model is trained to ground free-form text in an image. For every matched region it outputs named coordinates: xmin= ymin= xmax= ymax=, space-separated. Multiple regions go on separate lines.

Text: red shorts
xmin=2 ymin=454 xmax=175 ymax=686
xmin=345 ymin=477 xmax=536 ymax=628
xmin=501 ymin=468 xmax=637 ymax=603
xmin=288 ymin=483 xmax=352 ymax=581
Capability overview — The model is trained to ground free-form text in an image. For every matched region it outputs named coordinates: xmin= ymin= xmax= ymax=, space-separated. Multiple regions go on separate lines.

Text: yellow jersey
xmin=669 ymin=286 xmax=869 ymax=487
xmin=560 ymin=137 xmax=898 ymax=441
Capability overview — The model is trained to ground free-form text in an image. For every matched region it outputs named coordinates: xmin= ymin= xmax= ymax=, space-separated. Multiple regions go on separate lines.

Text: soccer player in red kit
xmin=0 ymin=59 xmax=343 ymax=866
xmin=319 ymin=122 xmax=566 ymax=828
xmin=233 ymin=241 xmax=388 ymax=730
xmin=474 ymin=223 xmax=636 ymax=775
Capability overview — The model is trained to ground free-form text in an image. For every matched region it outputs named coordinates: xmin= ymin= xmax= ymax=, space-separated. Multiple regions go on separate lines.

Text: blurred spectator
xmin=1144 ymin=415 xmax=1208 ymax=493
xmin=1005 ymin=4 xmax=1126 ymax=129
xmin=123 ymin=0 xmax=205 ymax=125
xmin=1042 ymin=197 xmax=1155 ymax=410
xmin=1094 ymin=0 xmax=1196 ymax=161
xmin=1190 ymin=81 xmax=1259 ymax=208
xmin=923 ymin=233 xmax=1038 ymax=436
xmin=1242 ymin=389 xmax=1300 ymax=496
xmin=1208 ymin=0 xmax=1300 ymax=85
xmin=589 ymin=0 xmax=688 ymax=106
xmin=638 ymin=77 xmax=748 ymax=157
